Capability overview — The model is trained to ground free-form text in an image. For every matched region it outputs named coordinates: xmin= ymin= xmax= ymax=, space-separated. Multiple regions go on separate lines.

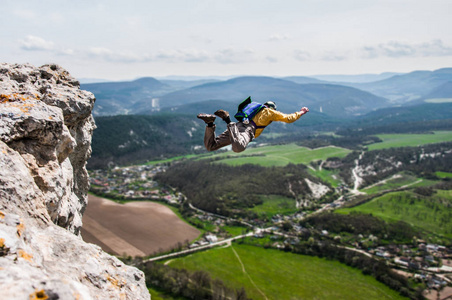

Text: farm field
xmin=249 ymin=195 xmax=298 ymax=218
xmin=208 ymin=143 xmax=351 ymax=167
xmin=308 ymin=168 xmax=342 ymax=187
xmin=425 ymin=98 xmax=452 ymax=103
xmin=166 ymin=243 xmax=406 ymax=300
xmin=367 ymin=131 xmax=452 ymax=150
xmin=437 ymin=171 xmax=452 ymax=179
xmin=81 ymin=195 xmax=201 ymax=256
xmin=337 ymin=190 xmax=452 ymax=240
xmin=361 ymin=172 xmax=437 ymax=195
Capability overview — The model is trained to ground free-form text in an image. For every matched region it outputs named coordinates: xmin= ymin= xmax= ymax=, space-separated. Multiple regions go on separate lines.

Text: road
xmin=145 ymin=230 xmax=257 ymax=262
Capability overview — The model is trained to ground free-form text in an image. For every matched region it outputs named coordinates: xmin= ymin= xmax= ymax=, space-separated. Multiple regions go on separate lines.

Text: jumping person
xmin=197 ymin=98 xmax=309 ymax=153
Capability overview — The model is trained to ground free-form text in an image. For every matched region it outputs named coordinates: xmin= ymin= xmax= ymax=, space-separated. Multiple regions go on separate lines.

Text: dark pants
xmin=204 ymin=122 xmax=255 ymax=153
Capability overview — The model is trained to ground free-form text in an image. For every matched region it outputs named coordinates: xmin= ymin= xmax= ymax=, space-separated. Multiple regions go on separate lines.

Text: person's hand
xmin=300 ymin=107 xmax=309 ymax=115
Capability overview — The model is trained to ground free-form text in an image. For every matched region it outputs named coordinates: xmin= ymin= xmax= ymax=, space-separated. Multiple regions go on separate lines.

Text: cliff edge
xmin=0 ymin=63 xmax=150 ymax=299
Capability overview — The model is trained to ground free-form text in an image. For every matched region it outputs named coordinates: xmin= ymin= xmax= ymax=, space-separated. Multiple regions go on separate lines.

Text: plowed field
xmin=81 ymin=195 xmax=200 ymax=257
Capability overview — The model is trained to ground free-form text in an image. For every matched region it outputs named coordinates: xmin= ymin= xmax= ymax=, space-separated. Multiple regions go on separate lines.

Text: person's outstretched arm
xmin=269 ymin=106 xmax=309 ymax=123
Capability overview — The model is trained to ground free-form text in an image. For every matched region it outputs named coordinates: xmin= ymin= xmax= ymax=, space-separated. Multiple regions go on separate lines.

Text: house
xmin=427 ymin=244 xmax=438 ymax=252
xmin=205 ymin=235 xmax=218 ymax=243
xmin=395 ymin=257 xmax=410 ymax=267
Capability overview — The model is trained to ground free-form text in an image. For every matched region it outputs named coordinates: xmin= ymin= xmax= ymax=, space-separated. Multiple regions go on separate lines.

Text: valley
xmin=82 ymin=69 xmax=452 ymax=299
xmin=85 ymin=131 xmax=452 ymax=299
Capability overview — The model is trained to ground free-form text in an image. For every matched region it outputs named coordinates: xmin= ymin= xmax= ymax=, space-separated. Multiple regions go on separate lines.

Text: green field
xmin=249 ymin=195 xmax=298 ymax=218
xmin=308 ymin=168 xmax=343 ymax=187
xmin=361 ymin=172 xmax=437 ymax=195
xmin=367 ymin=131 xmax=452 ymax=150
xmin=222 ymin=225 xmax=249 ymax=236
xmin=424 ymin=98 xmax=452 ymax=103
xmin=337 ymin=190 xmax=452 ymax=239
xmin=146 ymin=153 xmax=210 ymax=165
xmin=436 ymin=171 xmax=452 ymax=179
xmin=167 ymin=243 xmax=407 ymax=300
xmin=208 ymin=144 xmax=351 ymax=167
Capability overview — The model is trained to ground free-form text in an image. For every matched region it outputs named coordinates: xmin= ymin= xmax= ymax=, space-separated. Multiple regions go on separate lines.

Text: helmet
xmin=264 ymin=101 xmax=277 ymax=110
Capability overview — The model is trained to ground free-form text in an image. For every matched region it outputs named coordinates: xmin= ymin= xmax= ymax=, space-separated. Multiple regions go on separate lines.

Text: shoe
xmin=214 ymin=109 xmax=229 ymax=120
xmin=197 ymin=113 xmax=216 ymax=124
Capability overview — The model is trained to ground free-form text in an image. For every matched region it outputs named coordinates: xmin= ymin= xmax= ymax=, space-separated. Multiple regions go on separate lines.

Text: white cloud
xmin=12 ymin=9 xmax=37 ymax=19
xmin=214 ymin=48 xmax=256 ymax=64
xmin=189 ymin=35 xmax=213 ymax=44
xmin=155 ymin=49 xmax=210 ymax=63
xmin=268 ymin=34 xmax=291 ymax=42
xmin=418 ymin=39 xmax=452 ymax=57
xmin=321 ymin=52 xmax=348 ymax=61
xmin=58 ymin=48 xmax=75 ymax=56
xmin=87 ymin=47 xmax=143 ymax=63
xmin=293 ymin=50 xmax=311 ymax=61
xmin=265 ymin=56 xmax=278 ymax=63
xmin=361 ymin=39 xmax=452 ymax=59
xmin=19 ymin=35 xmax=54 ymax=51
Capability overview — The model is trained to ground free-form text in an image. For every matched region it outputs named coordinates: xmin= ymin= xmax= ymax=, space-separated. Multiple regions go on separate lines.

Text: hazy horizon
xmin=3 ymin=1 xmax=452 ymax=81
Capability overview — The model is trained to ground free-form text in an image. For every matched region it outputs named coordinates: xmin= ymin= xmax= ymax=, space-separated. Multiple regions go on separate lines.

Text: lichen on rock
xmin=0 ymin=63 xmax=150 ymax=299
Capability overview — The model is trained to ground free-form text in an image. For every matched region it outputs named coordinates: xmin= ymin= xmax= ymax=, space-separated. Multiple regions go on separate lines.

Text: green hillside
xmin=89 ymin=114 xmax=205 ymax=169
xmin=206 ymin=143 xmax=351 ymax=167
xmin=367 ymin=131 xmax=452 ymax=150
xmin=337 ymin=190 xmax=452 ymax=239
xmin=166 ymin=243 xmax=407 ymax=300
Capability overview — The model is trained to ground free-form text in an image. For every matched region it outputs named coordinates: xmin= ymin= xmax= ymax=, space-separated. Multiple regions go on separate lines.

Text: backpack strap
xmin=250 ymin=120 xmax=267 ymax=129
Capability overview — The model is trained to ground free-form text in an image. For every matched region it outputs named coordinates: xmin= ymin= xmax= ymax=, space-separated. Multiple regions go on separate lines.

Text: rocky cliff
xmin=0 ymin=63 xmax=150 ymax=299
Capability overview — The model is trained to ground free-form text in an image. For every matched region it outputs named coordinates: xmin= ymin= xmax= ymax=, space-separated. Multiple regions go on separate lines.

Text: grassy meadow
xmin=424 ymin=98 xmax=452 ymax=103
xmin=249 ymin=195 xmax=298 ymax=218
xmin=166 ymin=243 xmax=407 ymax=300
xmin=367 ymin=131 xmax=452 ymax=151
xmin=337 ymin=190 xmax=452 ymax=240
xmin=361 ymin=172 xmax=438 ymax=195
xmin=436 ymin=171 xmax=452 ymax=179
xmin=308 ymin=168 xmax=343 ymax=187
xmin=208 ymin=143 xmax=351 ymax=167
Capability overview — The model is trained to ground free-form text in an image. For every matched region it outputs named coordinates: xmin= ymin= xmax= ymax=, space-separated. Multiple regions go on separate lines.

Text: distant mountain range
xmin=81 ymin=67 xmax=452 ymax=118
xmin=340 ymin=68 xmax=452 ymax=103
xmin=307 ymin=72 xmax=401 ymax=83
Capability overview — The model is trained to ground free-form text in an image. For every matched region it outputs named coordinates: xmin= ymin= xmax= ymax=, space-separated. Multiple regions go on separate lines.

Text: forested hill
xmin=88 ymin=114 xmax=205 ymax=169
xmin=155 ymin=161 xmax=324 ymax=217
xmin=88 ymin=102 xmax=452 ymax=169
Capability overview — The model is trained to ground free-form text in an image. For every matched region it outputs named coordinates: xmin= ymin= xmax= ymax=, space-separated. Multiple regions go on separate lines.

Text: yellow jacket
xmin=252 ymin=107 xmax=302 ymax=138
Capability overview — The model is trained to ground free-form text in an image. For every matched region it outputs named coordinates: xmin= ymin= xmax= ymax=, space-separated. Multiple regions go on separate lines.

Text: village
xmin=88 ymin=164 xmax=452 ymax=295
xmin=89 ymin=164 xmax=181 ymax=204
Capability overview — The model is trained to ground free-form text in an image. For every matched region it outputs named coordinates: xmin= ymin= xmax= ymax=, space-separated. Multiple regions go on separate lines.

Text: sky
xmin=2 ymin=0 xmax=452 ymax=81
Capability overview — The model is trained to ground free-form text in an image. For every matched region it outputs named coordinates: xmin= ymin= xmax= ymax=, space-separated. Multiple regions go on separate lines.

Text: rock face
xmin=0 ymin=63 xmax=150 ymax=299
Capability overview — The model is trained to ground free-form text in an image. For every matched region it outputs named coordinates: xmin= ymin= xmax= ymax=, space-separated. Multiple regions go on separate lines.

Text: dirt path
xmin=81 ymin=195 xmax=200 ymax=257
xmin=351 ymin=151 xmax=366 ymax=195
xmin=230 ymin=245 xmax=268 ymax=300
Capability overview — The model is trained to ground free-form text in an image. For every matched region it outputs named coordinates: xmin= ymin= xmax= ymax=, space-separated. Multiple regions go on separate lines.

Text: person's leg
xmin=198 ymin=113 xmax=230 ymax=151
xmin=227 ymin=122 xmax=255 ymax=153
xmin=204 ymin=125 xmax=232 ymax=151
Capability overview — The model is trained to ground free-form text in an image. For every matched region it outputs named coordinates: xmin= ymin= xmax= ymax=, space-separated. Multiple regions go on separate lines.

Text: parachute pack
xmin=234 ymin=97 xmax=265 ymax=124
